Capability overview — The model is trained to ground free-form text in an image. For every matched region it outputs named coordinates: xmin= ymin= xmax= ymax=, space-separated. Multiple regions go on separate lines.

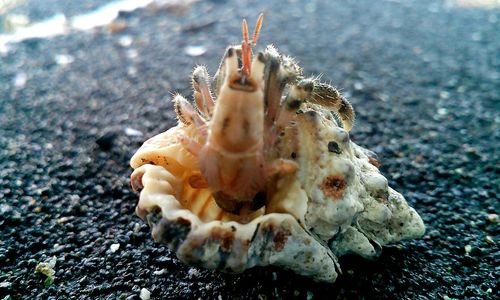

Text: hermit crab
xmin=130 ymin=14 xmax=425 ymax=282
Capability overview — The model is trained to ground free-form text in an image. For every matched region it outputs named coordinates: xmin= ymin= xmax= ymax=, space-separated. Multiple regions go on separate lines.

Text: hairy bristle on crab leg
xmin=192 ymin=66 xmax=214 ymax=118
xmin=173 ymin=94 xmax=205 ymax=129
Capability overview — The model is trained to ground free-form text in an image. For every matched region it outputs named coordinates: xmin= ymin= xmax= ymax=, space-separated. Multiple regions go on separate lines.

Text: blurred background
xmin=0 ymin=0 xmax=498 ymax=299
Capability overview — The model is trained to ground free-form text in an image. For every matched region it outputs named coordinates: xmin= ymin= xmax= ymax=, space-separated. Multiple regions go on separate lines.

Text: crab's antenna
xmin=241 ymin=18 xmax=251 ymax=77
xmin=242 ymin=18 xmax=250 ymax=44
xmin=252 ymin=13 xmax=264 ymax=46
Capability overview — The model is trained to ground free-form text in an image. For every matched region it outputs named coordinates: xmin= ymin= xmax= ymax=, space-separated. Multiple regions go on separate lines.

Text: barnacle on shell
xmin=130 ymin=16 xmax=424 ymax=282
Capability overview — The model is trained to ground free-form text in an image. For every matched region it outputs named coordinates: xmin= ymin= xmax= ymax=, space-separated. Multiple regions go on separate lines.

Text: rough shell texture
xmin=130 ymin=104 xmax=425 ymax=282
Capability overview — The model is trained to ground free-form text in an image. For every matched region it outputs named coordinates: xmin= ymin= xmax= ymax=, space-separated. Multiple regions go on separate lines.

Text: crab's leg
xmin=192 ymin=66 xmax=214 ymax=118
xmin=177 ymin=133 xmax=202 ymax=157
xmin=263 ymin=47 xmax=302 ymax=130
xmin=262 ymin=46 xmax=283 ymax=129
xmin=264 ymin=72 xmax=309 ymax=151
xmin=175 ymin=103 xmax=205 ymax=156
xmin=174 ymin=94 xmax=205 ymax=125
xmin=212 ymin=46 xmax=241 ymax=96
xmin=265 ymin=158 xmax=298 ymax=178
xmin=299 ymin=78 xmax=356 ymax=131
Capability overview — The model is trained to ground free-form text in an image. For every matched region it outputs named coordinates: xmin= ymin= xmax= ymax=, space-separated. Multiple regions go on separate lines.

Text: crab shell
xmin=130 ymin=104 xmax=424 ymax=282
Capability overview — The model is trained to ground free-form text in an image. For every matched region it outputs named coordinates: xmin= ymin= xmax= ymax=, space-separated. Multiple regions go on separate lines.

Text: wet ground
xmin=0 ymin=0 xmax=499 ymax=299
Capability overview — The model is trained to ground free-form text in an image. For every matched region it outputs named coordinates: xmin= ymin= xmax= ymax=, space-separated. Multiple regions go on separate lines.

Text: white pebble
xmin=3 ymin=14 xmax=30 ymax=31
xmin=140 ymin=288 xmax=151 ymax=300
xmin=437 ymin=108 xmax=448 ymax=116
xmin=185 ymin=45 xmax=206 ymax=57
xmin=307 ymin=291 xmax=314 ymax=300
xmin=153 ymin=269 xmax=166 ymax=275
xmin=48 ymin=256 xmax=57 ymax=268
xmin=464 ymin=244 xmax=472 ymax=253
xmin=187 ymin=267 xmax=200 ymax=278
xmin=439 ymin=91 xmax=450 ymax=99
xmin=13 ymin=72 xmax=27 ymax=88
xmin=118 ymin=35 xmax=133 ymax=47
xmin=126 ymin=49 xmax=139 ymax=59
xmin=55 ymin=54 xmax=74 ymax=65
xmin=125 ymin=127 xmax=143 ymax=136
xmin=110 ymin=243 xmax=120 ymax=253
xmin=133 ymin=222 xmax=141 ymax=233
xmin=487 ymin=213 xmax=498 ymax=223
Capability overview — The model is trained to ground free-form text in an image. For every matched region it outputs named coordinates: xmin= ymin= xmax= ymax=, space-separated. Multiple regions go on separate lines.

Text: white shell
xmin=130 ymin=105 xmax=425 ymax=282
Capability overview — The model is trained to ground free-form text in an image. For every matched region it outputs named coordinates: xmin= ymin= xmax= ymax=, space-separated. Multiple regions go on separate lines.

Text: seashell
xmin=129 ymin=15 xmax=425 ymax=282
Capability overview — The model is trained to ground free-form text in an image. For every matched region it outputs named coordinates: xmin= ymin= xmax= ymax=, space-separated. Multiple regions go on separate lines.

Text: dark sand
xmin=1 ymin=0 xmax=498 ymax=299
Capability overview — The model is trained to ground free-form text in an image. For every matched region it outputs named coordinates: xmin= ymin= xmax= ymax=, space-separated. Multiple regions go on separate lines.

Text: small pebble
xmin=108 ymin=20 xmax=128 ymax=33
xmin=3 ymin=14 xmax=30 ymax=31
xmin=471 ymin=32 xmax=482 ymax=41
xmin=437 ymin=108 xmax=448 ymax=116
xmin=95 ymin=185 xmax=105 ymax=194
xmin=0 ymin=204 xmax=11 ymax=214
xmin=125 ymin=127 xmax=143 ymax=137
xmin=464 ymin=245 xmax=472 ymax=253
xmin=126 ymin=49 xmax=139 ymax=59
xmin=127 ymin=66 xmax=137 ymax=76
xmin=307 ymin=291 xmax=314 ymax=300
xmin=153 ymin=269 xmax=166 ymax=275
xmin=485 ymin=236 xmax=494 ymax=245
xmin=184 ymin=45 xmax=207 ymax=57
xmin=13 ymin=72 xmax=27 ymax=88
xmin=439 ymin=91 xmax=450 ymax=99
xmin=57 ymin=216 xmax=70 ymax=224
xmin=55 ymin=54 xmax=74 ymax=65
xmin=487 ymin=213 xmax=498 ymax=223
xmin=133 ymin=222 xmax=141 ymax=233
xmin=187 ymin=267 xmax=200 ymax=278
xmin=35 ymin=256 xmax=57 ymax=286
xmin=110 ymin=243 xmax=120 ymax=253
xmin=140 ymin=288 xmax=151 ymax=300
xmin=118 ymin=35 xmax=133 ymax=47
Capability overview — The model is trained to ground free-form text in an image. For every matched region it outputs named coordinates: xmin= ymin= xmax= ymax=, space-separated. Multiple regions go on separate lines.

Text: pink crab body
xmin=178 ymin=16 xmax=297 ymax=214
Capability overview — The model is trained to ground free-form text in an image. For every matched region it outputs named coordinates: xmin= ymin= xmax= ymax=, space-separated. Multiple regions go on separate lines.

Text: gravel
xmin=0 ymin=0 xmax=498 ymax=299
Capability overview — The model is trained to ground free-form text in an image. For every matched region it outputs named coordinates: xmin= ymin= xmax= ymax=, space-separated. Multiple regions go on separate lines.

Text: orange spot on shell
xmin=321 ymin=175 xmax=347 ymax=199
xmin=273 ymin=230 xmax=288 ymax=251
xmin=368 ymin=157 xmax=381 ymax=168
